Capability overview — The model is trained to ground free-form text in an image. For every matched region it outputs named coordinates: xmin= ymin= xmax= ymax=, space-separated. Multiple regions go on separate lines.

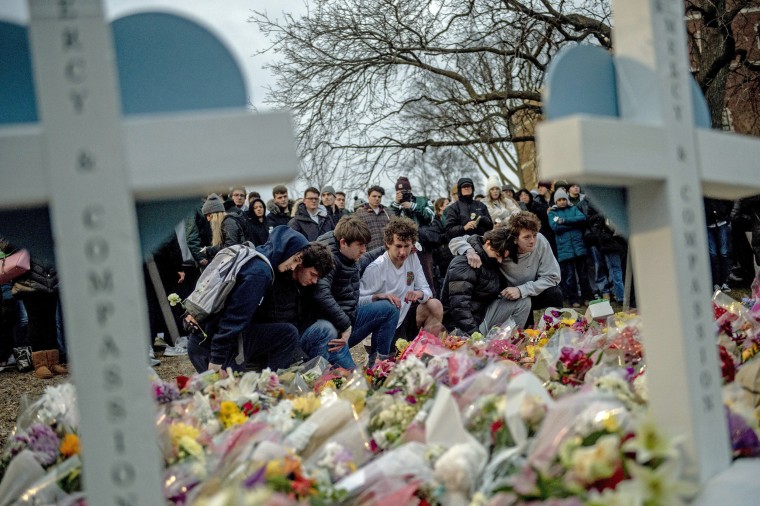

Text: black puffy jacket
xmin=308 ymin=232 xmax=382 ymax=333
xmin=444 ymin=198 xmax=493 ymax=241
xmin=441 ymin=235 xmax=504 ymax=334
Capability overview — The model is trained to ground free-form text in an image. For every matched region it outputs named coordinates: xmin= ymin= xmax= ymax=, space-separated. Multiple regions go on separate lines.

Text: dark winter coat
xmin=203 ymin=227 xmax=308 ymax=366
xmin=308 ymin=231 xmax=382 ymax=333
xmin=12 ymin=261 xmax=58 ymax=295
xmin=549 ymin=204 xmax=588 ymax=262
xmin=389 ymin=195 xmax=435 ymax=226
xmin=255 ymin=270 xmax=313 ymax=332
xmin=266 ymin=199 xmax=295 ymax=229
xmin=444 ymin=198 xmax=493 ymax=241
xmin=441 ymin=235 xmax=504 ymax=334
xmin=585 ymin=213 xmax=626 ymax=255
xmin=245 ymin=199 xmax=271 ymax=246
xmin=704 ymin=197 xmax=733 ymax=227
xmin=532 ymin=194 xmax=555 ymax=245
xmin=288 ymin=203 xmax=332 ymax=241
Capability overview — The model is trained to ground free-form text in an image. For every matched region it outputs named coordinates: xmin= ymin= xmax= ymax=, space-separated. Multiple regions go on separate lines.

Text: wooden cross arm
xmin=0 ymin=110 xmax=298 ymax=208
xmin=537 ymin=116 xmax=667 ymax=187
xmin=537 ymin=115 xmax=760 ymax=200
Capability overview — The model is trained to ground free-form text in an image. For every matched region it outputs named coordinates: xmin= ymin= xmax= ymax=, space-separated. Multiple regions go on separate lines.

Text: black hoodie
xmin=444 ymin=177 xmax=493 ymax=241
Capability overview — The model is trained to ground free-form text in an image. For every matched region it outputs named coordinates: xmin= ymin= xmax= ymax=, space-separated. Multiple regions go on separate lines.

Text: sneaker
xmin=149 ymin=346 xmax=156 ymax=359
xmin=163 ymin=346 xmax=188 ymax=357
xmin=153 ymin=335 xmax=168 ymax=348
xmin=721 ymin=283 xmax=732 ymax=293
xmin=174 ymin=335 xmax=189 ymax=349
xmin=149 ymin=357 xmax=161 ymax=367
xmin=713 ymin=284 xmax=721 ymax=293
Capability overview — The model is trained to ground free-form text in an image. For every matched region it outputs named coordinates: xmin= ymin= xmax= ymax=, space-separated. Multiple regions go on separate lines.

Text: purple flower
xmin=153 ymin=381 xmax=180 ymax=404
xmin=243 ymin=465 xmax=267 ymax=488
xmin=727 ymin=409 xmax=760 ymax=458
xmin=26 ymin=423 xmax=60 ymax=467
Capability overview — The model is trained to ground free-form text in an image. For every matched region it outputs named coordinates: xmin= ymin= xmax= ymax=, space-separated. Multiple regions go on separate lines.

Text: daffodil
xmin=169 ymin=423 xmax=200 ymax=447
xmin=291 ymin=392 xmax=321 ymax=416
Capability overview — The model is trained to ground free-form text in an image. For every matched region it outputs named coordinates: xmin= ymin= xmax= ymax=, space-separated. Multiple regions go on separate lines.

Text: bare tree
xmin=252 ymin=0 xmax=759 ymax=189
xmin=685 ymin=0 xmax=760 ymax=134
xmin=251 ymin=0 xmax=611 ymax=187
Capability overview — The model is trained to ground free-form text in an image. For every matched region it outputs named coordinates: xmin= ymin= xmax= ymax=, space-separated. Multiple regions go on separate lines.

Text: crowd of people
xmin=1 ymin=175 xmax=757 ymax=378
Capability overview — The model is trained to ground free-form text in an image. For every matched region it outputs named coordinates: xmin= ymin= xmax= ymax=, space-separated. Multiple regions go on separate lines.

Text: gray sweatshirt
xmin=449 ymin=233 xmax=560 ymax=298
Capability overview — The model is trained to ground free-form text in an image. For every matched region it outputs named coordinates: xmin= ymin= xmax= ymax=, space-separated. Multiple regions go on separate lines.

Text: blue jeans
xmin=707 ymin=223 xmax=731 ymax=286
xmin=188 ymin=322 xmax=300 ymax=374
xmin=560 ymin=257 xmax=593 ymax=304
xmin=299 ymin=301 xmax=399 ymax=369
xmin=604 ymin=252 xmax=625 ymax=302
xmin=589 ymin=246 xmax=610 ymax=295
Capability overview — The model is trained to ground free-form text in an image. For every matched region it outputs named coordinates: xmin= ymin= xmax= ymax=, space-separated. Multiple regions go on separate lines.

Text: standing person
xmin=585 ymin=212 xmax=627 ymax=303
xmin=516 ymin=188 xmax=535 ymax=213
xmin=186 ymin=227 xmax=310 ymax=373
xmin=246 ymin=198 xmax=271 ymax=246
xmin=389 ymin=176 xmax=436 ymax=290
xmin=300 ymin=217 xmax=399 ymax=368
xmin=321 ymin=185 xmax=343 ymax=229
xmin=266 ymin=185 xmax=295 ymax=229
xmin=444 ymin=177 xmax=493 ymax=241
xmin=356 ymin=185 xmax=391 ymax=251
xmin=484 ymin=175 xmax=520 ymax=226
xmin=449 ymin=211 xmax=563 ymax=327
xmin=229 ymin=186 xmax=248 ymax=211
xmin=441 ymin=227 xmax=531 ymax=333
xmin=201 ymin=193 xmax=248 ymax=260
xmin=532 ymin=181 xmax=557 ymax=257
xmin=429 ymin=197 xmax=453 ymax=293
xmin=360 ymin=218 xmax=444 ymax=343
xmin=5 ymin=245 xmax=67 ymax=379
xmin=549 ymin=189 xmax=593 ymax=308
xmin=704 ymin=197 xmax=734 ymax=292
xmin=335 ymin=191 xmax=351 ymax=217
xmin=288 ymin=187 xmax=333 ymax=240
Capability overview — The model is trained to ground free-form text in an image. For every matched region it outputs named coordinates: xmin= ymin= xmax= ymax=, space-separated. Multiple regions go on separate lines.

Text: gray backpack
xmin=183 ymin=242 xmax=272 ymax=322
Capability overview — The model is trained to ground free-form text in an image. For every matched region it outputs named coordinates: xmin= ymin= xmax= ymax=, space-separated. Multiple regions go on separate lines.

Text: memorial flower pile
xmin=4 ymin=297 xmax=760 ymax=505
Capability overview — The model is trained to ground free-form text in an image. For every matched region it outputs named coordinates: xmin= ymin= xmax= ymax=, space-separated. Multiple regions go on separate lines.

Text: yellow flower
xmin=340 ymin=389 xmax=366 ymax=414
xmin=395 ymin=339 xmax=410 ymax=354
xmin=169 ymin=423 xmax=200 ymax=447
xmin=178 ymin=435 xmax=203 ymax=458
xmin=523 ymin=329 xmax=540 ymax=338
xmin=291 ymin=393 xmax=321 ymax=416
xmin=600 ymin=411 xmax=621 ymax=433
xmin=561 ymin=318 xmax=577 ymax=326
xmin=60 ymin=434 xmax=80 ymax=457
xmin=219 ymin=401 xmax=239 ymax=416
xmin=570 ymin=434 xmax=621 ymax=483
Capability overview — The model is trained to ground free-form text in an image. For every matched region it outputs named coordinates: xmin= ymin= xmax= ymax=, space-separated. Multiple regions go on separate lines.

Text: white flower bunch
xmin=267 ymin=399 xmax=296 ymax=433
xmin=386 ymin=355 xmax=435 ymax=395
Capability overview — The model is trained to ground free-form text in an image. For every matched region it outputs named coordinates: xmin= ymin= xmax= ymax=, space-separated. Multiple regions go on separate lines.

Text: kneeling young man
xmin=360 ymin=217 xmax=444 ymax=342
xmin=449 ymin=211 xmax=562 ymax=327
xmin=187 ymin=226 xmax=310 ymax=374
xmin=441 ymin=227 xmax=531 ymax=333
xmin=300 ymin=217 xmax=399 ymax=368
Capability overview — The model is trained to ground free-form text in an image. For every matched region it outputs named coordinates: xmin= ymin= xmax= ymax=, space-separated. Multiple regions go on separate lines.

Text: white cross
xmin=0 ymin=1 xmax=298 ymax=504
xmin=537 ymin=0 xmax=760 ymax=486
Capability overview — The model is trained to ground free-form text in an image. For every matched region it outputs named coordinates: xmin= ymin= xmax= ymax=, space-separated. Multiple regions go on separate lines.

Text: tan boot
xmin=32 ymin=351 xmax=54 ymax=379
xmin=46 ymin=349 xmax=68 ymax=376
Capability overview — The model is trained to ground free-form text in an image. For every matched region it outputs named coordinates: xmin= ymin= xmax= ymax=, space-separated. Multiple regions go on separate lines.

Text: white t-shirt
xmin=359 ymin=252 xmax=432 ymax=327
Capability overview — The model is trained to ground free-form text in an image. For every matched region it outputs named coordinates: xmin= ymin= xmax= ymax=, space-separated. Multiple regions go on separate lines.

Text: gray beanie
xmin=202 ymin=193 xmax=225 ymax=215
xmin=321 ymin=185 xmax=336 ymax=196
xmin=553 ymin=188 xmax=569 ymax=202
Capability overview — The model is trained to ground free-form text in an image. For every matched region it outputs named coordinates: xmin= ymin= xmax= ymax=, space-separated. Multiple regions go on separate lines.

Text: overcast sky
xmin=0 ymin=0 xmax=302 ymax=109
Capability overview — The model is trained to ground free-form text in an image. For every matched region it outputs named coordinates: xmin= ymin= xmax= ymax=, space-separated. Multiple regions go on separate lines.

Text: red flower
xmin=241 ymin=401 xmax=260 ymax=417
xmin=719 ymin=345 xmax=736 ymax=383
xmin=175 ymin=375 xmax=190 ymax=390
xmin=591 ymin=463 xmax=626 ymax=491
